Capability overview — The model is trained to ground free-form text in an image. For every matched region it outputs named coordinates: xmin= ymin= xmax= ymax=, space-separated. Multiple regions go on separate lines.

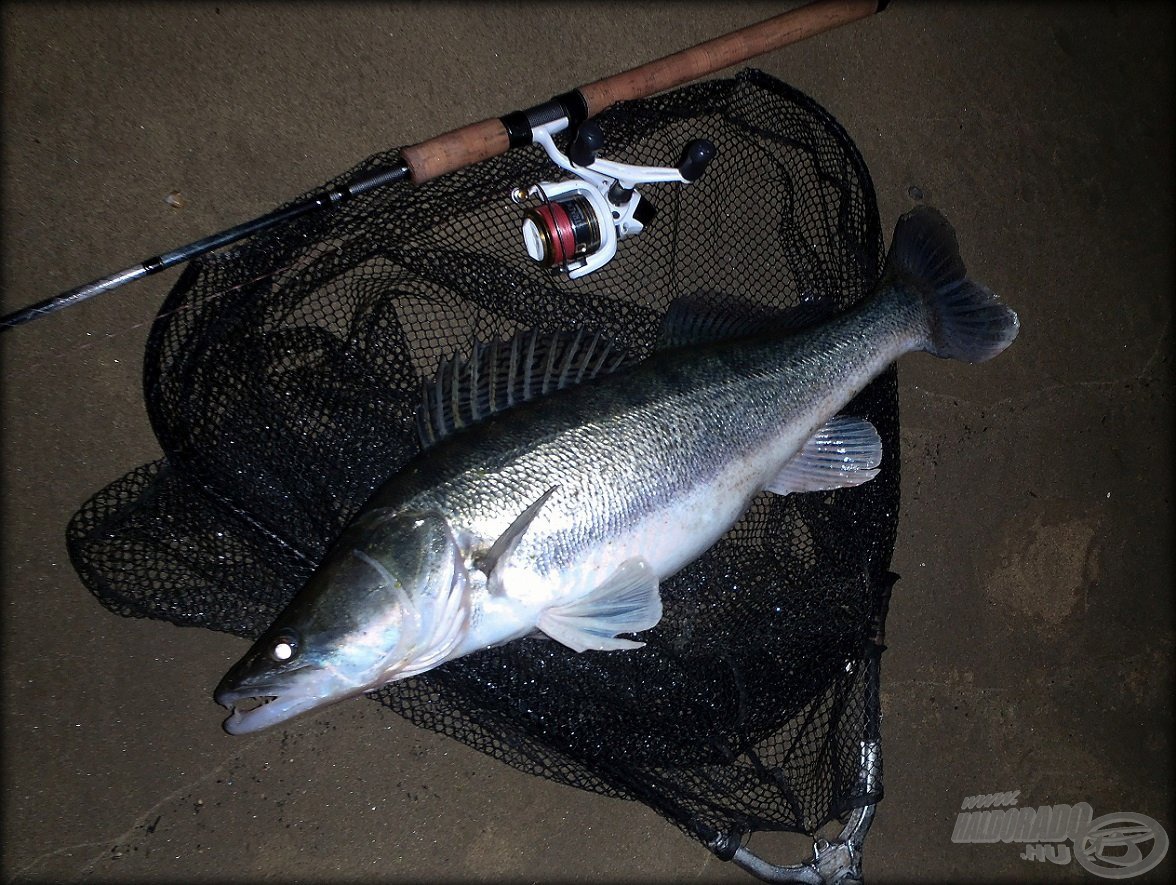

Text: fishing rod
xmin=0 ymin=0 xmax=888 ymax=333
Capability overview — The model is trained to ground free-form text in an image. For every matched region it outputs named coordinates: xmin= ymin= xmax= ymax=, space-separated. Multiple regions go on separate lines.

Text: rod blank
xmin=0 ymin=165 xmax=410 ymax=331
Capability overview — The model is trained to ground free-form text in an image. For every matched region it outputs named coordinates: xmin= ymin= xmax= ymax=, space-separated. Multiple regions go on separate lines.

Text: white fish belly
xmin=598 ymin=435 xmax=799 ymax=583
xmin=453 ymin=332 xmax=910 ymax=655
xmin=468 ymin=422 xmax=812 ymax=651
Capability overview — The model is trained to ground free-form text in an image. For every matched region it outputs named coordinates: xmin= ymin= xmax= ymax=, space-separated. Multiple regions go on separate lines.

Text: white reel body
xmin=514 ymin=120 xmax=714 ymax=279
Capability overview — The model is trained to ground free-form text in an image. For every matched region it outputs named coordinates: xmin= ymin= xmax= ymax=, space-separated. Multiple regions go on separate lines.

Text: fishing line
xmin=11 ymin=258 xmax=305 ymax=374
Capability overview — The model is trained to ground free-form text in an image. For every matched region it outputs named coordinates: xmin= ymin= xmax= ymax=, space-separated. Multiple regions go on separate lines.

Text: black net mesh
xmin=67 ymin=70 xmax=898 ymax=850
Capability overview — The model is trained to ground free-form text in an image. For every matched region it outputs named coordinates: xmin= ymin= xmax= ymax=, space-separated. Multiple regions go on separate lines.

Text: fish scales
xmin=389 ymin=287 xmax=917 ymax=583
xmin=214 ymin=207 xmax=1019 ymax=734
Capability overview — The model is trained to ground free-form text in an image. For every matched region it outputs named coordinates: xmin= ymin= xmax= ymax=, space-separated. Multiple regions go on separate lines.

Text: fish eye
xmin=269 ymin=630 xmax=300 ymax=663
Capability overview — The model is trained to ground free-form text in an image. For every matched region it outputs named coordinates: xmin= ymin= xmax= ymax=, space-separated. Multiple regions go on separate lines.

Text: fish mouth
xmin=215 ymin=674 xmax=334 ymax=736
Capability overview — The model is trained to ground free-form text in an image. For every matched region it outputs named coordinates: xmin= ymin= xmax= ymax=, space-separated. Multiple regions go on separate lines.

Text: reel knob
xmin=569 ymin=121 xmax=605 ymax=168
xmin=677 ymin=139 xmax=716 ymax=182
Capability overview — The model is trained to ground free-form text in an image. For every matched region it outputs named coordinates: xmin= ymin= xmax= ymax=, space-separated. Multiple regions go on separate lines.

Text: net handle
xmin=402 ymin=0 xmax=886 ymax=183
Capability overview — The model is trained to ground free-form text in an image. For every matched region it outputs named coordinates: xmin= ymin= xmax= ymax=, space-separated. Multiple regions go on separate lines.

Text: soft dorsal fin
xmin=417 ymin=328 xmax=627 ymax=448
xmin=655 ymin=293 xmax=835 ymax=350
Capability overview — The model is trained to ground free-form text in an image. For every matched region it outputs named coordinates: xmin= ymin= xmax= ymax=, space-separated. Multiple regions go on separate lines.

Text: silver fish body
xmin=381 ymin=292 xmax=913 ymax=649
xmin=215 ymin=207 xmax=1019 ymax=734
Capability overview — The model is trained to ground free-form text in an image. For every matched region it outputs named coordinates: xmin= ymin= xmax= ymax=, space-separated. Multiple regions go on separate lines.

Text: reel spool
xmin=514 ymin=120 xmax=714 ymax=279
xmin=521 ymin=190 xmax=604 ymax=270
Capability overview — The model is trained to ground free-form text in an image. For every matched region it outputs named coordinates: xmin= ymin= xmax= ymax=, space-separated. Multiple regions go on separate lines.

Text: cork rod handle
xmin=402 ymin=0 xmax=884 ymax=184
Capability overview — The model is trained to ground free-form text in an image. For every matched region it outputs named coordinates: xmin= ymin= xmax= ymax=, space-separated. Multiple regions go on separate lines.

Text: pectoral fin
xmin=477 ymin=487 xmax=558 ymax=588
xmin=538 ymin=558 xmax=662 ymax=653
xmin=767 ymin=415 xmax=882 ymax=495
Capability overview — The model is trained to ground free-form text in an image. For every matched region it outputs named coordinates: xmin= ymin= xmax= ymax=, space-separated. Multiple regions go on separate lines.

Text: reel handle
xmin=677 ymin=139 xmax=716 ymax=182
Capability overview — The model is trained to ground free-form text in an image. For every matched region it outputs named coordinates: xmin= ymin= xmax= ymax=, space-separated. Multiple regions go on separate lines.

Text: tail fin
xmin=886 ymin=207 xmax=1019 ymax=362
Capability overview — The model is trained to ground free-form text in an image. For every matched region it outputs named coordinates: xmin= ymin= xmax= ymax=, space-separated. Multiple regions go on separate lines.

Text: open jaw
xmin=215 ymin=682 xmax=335 ymax=735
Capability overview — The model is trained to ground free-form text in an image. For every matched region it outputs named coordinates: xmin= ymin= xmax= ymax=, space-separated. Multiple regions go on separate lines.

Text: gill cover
xmin=215 ymin=509 xmax=470 ymax=734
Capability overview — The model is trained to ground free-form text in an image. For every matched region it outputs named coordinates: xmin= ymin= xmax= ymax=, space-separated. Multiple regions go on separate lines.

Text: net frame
xmin=67 ymin=69 xmax=897 ymax=851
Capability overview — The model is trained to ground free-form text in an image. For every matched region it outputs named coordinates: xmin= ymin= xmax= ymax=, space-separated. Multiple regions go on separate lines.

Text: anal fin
xmin=537 ymin=558 xmax=662 ymax=653
xmin=766 ymin=415 xmax=882 ymax=495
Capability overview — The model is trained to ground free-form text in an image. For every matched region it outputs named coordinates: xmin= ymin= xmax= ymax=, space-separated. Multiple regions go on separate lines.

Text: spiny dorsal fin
xmin=417 ymin=328 xmax=627 ymax=448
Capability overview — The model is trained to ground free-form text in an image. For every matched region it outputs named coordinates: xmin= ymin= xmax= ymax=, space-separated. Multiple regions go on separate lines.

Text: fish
xmin=215 ymin=207 xmax=1019 ymax=735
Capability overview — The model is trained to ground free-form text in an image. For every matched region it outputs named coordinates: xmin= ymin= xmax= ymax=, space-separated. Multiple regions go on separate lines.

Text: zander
xmin=216 ymin=207 xmax=1019 ymax=735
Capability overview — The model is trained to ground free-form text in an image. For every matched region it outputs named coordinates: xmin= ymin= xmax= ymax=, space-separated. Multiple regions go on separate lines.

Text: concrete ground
xmin=2 ymin=2 xmax=1172 ymax=882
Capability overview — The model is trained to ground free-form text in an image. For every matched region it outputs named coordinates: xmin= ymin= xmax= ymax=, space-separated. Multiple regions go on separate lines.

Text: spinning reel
xmin=513 ymin=119 xmax=715 ymax=278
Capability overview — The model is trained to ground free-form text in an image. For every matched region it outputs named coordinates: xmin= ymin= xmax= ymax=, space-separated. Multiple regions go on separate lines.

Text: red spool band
xmin=524 ymin=196 xmax=598 ymax=268
xmin=543 ymin=201 xmax=577 ymax=266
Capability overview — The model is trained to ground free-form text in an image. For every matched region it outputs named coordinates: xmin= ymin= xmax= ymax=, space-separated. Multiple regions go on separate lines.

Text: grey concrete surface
xmin=2 ymin=1 xmax=1172 ymax=882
